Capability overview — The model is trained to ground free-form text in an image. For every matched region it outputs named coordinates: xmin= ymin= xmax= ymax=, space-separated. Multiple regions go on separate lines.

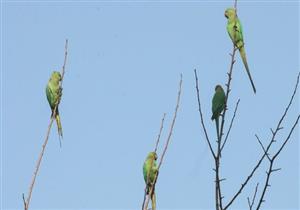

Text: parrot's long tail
xmin=151 ymin=191 xmax=156 ymax=210
xmin=54 ymin=109 xmax=63 ymax=148
xmin=215 ymin=118 xmax=223 ymax=157
xmin=239 ymin=47 xmax=257 ymax=94
xmin=215 ymin=117 xmax=220 ymax=142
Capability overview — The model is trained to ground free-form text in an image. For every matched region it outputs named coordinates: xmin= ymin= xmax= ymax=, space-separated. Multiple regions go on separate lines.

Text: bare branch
xmin=23 ymin=39 xmax=68 ymax=210
xmin=234 ymin=0 xmax=238 ymax=10
xmin=247 ymin=183 xmax=259 ymax=210
xmin=255 ymin=162 xmax=273 ymax=210
xmin=273 ymin=71 xmax=299 ymax=137
xmin=143 ymin=74 xmax=183 ymax=210
xmin=221 ymin=99 xmax=240 ymax=152
xmin=154 ymin=113 xmax=166 ymax=153
xmin=256 ymin=114 xmax=300 ymax=210
xmin=194 ymin=69 xmax=216 ymax=159
xmin=157 ymin=74 xmax=182 ymax=171
xmin=219 ymin=44 xmax=238 ymax=157
xmin=142 ymin=113 xmax=166 ymax=210
xmin=255 ymin=135 xmax=271 ymax=161
xmin=273 ymin=114 xmax=300 ymax=160
xmin=224 ymin=72 xmax=300 ymax=210
xmin=215 ymin=5 xmax=239 ymax=206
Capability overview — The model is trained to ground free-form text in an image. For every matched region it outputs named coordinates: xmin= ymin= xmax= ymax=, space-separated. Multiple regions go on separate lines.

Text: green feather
xmin=46 ymin=71 xmax=63 ymax=144
xmin=143 ymin=152 xmax=158 ymax=210
xmin=225 ymin=8 xmax=256 ymax=93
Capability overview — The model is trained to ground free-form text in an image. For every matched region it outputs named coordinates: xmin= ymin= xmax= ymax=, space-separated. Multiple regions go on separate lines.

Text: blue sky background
xmin=2 ymin=1 xmax=299 ymax=210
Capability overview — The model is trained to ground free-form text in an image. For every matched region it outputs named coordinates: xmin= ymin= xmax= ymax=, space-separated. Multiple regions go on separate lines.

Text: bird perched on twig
xmin=211 ymin=85 xmax=226 ymax=141
xmin=143 ymin=152 xmax=158 ymax=210
xmin=225 ymin=7 xmax=257 ymax=94
xmin=46 ymin=71 xmax=63 ymax=147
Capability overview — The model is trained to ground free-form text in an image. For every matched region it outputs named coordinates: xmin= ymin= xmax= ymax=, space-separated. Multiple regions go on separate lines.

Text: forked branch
xmin=142 ymin=75 xmax=183 ymax=210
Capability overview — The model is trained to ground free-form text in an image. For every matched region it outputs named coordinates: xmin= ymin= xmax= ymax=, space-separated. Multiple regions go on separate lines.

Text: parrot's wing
xmin=143 ymin=161 xmax=148 ymax=183
xmin=46 ymin=84 xmax=54 ymax=109
xmin=236 ymin=19 xmax=244 ymax=42
xmin=212 ymin=92 xmax=225 ymax=119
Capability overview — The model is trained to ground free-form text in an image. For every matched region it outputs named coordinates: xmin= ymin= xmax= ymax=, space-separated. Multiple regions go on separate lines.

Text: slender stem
xmin=247 ymin=183 xmax=259 ymax=210
xmin=24 ymin=119 xmax=54 ymax=210
xmin=142 ymin=113 xmax=166 ymax=210
xmin=224 ymin=72 xmax=300 ymax=210
xmin=154 ymin=113 xmax=166 ymax=153
xmin=221 ymin=99 xmax=240 ymax=151
xmin=143 ymin=75 xmax=182 ymax=210
xmin=23 ymin=39 xmax=68 ymax=210
xmin=256 ymin=114 xmax=300 ymax=210
xmin=194 ymin=69 xmax=216 ymax=159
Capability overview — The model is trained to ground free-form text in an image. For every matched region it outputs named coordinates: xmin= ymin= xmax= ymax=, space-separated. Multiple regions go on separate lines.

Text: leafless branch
xmin=221 ymin=99 xmax=240 ymax=152
xmin=215 ymin=1 xmax=240 ymax=204
xmin=154 ymin=113 xmax=166 ymax=153
xmin=143 ymin=74 xmax=183 ymax=210
xmin=23 ymin=39 xmax=68 ymax=210
xmin=256 ymin=114 xmax=300 ymax=210
xmin=195 ymin=2 xmax=239 ymax=208
xmin=255 ymin=135 xmax=271 ymax=161
xmin=157 ymin=75 xmax=182 ymax=171
xmin=216 ymin=44 xmax=238 ymax=210
xmin=194 ymin=69 xmax=216 ymax=159
xmin=247 ymin=183 xmax=259 ymax=210
xmin=219 ymin=45 xmax=237 ymax=156
xmin=224 ymin=71 xmax=300 ymax=210
xmin=273 ymin=115 xmax=299 ymax=160
xmin=234 ymin=0 xmax=238 ymax=10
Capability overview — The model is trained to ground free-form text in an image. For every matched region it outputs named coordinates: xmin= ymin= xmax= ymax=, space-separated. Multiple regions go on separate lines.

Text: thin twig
xmin=256 ymin=114 xmax=300 ymax=210
xmin=221 ymin=99 xmax=240 ymax=152
xmin=219 ymin=45 xmax=237 ymax=155
xmin=215 ymin=0 xmax=239 ymax=204
xmin=194 ymin=69 xmax=216 ymax=159
xmin=158 ymin=75 xmax=182 ymax=171
xmin=142 ymin=113 xmax=166 ymax=210
xmin=255 ymin=135 xmax=271 ymax=161
xmin=143 ymin=74 xmax=183 ymax=210
xmin=273 ymin=115 xmax=300 ymax=160
xmin=224 ymin=71 xmax=300 ymax=210
xmin=23 ymin=39 xmax=68 ymax=210
xmin=154 ymin=113 xmax=166 ymax=153
xmin=234 ymin=0 xmax=238 ymax=10
xmin=247 ymin=183 xmax=259 ymax=210
xmin=215 ymin=159 xmax=222 ymax=210
xmin=215 ymin=45 xmax=237 ymax=210
xmin=255 ymin=163 xmax=273 ymax=210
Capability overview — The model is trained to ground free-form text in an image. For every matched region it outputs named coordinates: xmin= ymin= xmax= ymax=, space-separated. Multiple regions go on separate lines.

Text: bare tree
xmin=194 ymin=1 xmax=299 ymax=209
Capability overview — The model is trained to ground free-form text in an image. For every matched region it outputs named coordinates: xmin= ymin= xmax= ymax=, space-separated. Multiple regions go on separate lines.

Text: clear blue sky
xmin=2 ymin=1 xmax=299 ymax=210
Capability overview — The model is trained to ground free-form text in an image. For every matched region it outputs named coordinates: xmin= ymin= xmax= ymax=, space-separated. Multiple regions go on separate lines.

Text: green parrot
xmin=225 ymin=7 xmax=257 ymax=94
xmin=46 ymin=71 xmax=63 ymax=146
xmin=211 ymin=85 xmax=226 ymax=141
xmin=143 ymin=151 xmax=158 ymax=210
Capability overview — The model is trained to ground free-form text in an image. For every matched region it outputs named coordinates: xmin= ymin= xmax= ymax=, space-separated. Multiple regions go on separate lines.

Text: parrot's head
xmin=147 ymin=152 xmax=158 ymax=161
xmin=51 ymin=71 xmax=62 ymax=83
xmin=225 ymin=8 xmax=236 ymax=19
xmin=215 ymin=84 xmax=223 ymax=92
